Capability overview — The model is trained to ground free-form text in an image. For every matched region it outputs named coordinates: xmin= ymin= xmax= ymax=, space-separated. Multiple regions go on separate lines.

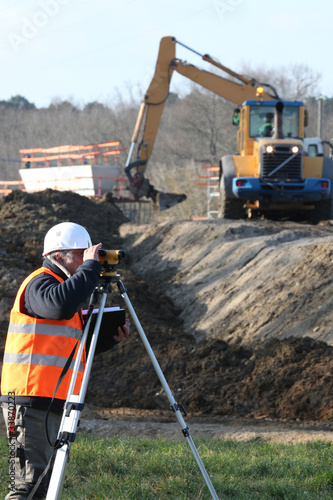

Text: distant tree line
xmin=0 ymin=63 xmax=332 ymax=218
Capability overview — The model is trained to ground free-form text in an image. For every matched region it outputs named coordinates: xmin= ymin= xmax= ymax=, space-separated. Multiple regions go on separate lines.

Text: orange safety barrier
xmin=0 ymin=180 xmax=25 ymax=194
xmin=197 ymin=166 xmax=220 ymax=219
xmin=197 ymin=166 xmax=220 ymax=185
xmin=197 ymin=171 xmax=220 ymax=186
xmin=20 ymin=141 xmax=126 ymax=168
xmin=201 ymin=166 xmax=220 ymax=171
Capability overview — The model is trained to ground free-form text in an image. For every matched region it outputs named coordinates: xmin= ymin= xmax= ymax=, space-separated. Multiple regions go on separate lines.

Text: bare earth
xmin=1 ymin=190 xmax=333 ymax=443
xmin=1 ymin=407 xmax=333 ymax=443
xmin=77 ymin=407 xmax=333 ymax=444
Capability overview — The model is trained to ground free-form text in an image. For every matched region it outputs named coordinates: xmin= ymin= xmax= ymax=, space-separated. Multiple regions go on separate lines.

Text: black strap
xmin=83 ymin=287 xmax=99 ymax=329
xmin=27 ymin=449 xmax=56 ymax=500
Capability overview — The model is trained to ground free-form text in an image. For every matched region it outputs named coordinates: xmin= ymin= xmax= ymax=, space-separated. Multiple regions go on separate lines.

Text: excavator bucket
xmin=125 ymin=165 xmax=186 ymax=211
xmin=156 ymin=191 xmax=187 ymax=211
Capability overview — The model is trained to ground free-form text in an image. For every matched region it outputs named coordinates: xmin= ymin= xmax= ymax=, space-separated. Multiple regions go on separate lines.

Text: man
xmin=0 ymin=222 xmax=129 ymax=499
xmin=259 ymin=112 xmax=274 ymax=137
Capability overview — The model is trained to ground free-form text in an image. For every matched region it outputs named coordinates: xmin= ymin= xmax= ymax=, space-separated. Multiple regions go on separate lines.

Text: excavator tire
xmin=218 ymin=174 xmax=246 ymax=219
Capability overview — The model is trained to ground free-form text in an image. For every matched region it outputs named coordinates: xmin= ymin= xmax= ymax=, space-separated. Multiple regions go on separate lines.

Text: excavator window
xmin=282 ymin=107 xmax=300 ymax=138
xmin=232 ymin=108 xmax=240 ymax=126
xmin=250 ymin=106 xmax=275 ymax=138
xmin=249 ymin=105 xmax=300 ymax=139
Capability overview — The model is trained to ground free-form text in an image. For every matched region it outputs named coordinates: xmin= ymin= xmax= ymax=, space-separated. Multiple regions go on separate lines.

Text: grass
xmin=1 ymin=434 xmax=333 ymax=499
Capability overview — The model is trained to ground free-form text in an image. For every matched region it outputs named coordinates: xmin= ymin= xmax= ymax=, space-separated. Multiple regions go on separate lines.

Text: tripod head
xmin=98 ymin=249 xmax=125 ymax=279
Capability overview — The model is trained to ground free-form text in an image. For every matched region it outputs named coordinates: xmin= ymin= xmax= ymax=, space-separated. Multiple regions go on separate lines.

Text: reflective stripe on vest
xmin=8 ymin=322 xmax=82 ymax=338
xmin=3 ymin=353 xmax=84 ymax=372
xmin=1 ymin=266 xmax=85 ymax=400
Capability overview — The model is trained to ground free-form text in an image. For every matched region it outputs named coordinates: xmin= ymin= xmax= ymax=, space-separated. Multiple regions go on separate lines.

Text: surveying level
xmin=46 ymin=251 xmax=219 ymax=500
xmin=98 ymin=248 xmax=125 ymax=266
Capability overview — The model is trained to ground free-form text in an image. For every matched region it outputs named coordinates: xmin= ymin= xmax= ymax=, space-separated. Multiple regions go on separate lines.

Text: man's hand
xmin=114 ymin=318 xmax=130 ymax=342
xmin=83 ymin=243 xmax=102 ymax=262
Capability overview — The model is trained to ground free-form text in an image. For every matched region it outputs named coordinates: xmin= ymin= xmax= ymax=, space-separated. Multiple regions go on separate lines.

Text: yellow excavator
xmin=125 ymin=36 xmax=333 ymax=220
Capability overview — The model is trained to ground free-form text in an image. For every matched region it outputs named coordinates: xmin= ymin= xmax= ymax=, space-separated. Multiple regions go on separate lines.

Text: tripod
xmin=46 ymin=266 xmax=219 ymax=500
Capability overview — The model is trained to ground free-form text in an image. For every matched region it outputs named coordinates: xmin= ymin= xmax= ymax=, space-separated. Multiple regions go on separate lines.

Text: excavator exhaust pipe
xmin=273 ymin=101 xmax=284 ymax=140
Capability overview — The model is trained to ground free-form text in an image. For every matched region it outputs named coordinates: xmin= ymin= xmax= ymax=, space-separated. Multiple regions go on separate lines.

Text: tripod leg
xmin=46 ymin=285 xmax=109 ymax=500
xmin=117 ymin=281 xmax=219 ymax=500
xmin=46 ymin=442 xmax=69 ymax=499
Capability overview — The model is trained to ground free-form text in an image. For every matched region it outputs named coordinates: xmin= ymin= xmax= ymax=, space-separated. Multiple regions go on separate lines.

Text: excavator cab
xmin=221 ymin=99 xmax=333 ymax=220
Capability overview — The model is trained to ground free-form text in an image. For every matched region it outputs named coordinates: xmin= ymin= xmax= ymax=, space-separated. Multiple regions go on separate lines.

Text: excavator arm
xmin=125 ymin=36 xmax=277 ymax=210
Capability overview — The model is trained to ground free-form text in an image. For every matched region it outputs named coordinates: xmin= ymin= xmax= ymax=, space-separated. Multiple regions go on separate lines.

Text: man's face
xmin=60 ymin=250 xmax=85 ymax=276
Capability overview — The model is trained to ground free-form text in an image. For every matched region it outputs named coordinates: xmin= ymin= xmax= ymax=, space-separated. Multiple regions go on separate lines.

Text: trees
xmin=0 ymin=95 xmax=36 ymax=110
xmin=239 ymin=63 xmax=321 ymax=101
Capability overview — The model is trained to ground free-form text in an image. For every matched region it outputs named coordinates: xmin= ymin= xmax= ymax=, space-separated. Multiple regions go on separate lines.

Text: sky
xmin=1 ymin=0 xmax=333 ymax=108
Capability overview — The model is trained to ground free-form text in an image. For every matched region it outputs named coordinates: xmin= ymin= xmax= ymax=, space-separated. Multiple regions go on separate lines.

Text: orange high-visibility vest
xmin=1 ymin=267 xmax=85 ymax=400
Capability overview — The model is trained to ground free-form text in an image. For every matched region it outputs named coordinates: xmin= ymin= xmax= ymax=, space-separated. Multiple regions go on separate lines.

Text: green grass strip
xmin=1 ymin=435 xmax=332 ymax=499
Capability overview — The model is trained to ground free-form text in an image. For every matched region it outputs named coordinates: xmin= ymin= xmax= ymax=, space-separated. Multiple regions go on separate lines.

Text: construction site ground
xmin=0 ymin=189 xmax=333 ymax=443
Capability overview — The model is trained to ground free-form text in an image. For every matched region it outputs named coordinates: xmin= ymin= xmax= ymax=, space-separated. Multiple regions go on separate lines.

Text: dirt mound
xmin=88 ymin=319 xmax=333 ymax=421
xmin=1 ymin=191 xmax=333 ymax=423
xmin=97 ymin=219 xmax=333 ymax=422
xmin=119 ymin=219 xmax=333 ymax=346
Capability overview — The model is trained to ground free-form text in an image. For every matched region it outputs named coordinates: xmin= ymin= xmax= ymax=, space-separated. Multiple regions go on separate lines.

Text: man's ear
xmin=55 ymin=252 xmax=65 ymax=265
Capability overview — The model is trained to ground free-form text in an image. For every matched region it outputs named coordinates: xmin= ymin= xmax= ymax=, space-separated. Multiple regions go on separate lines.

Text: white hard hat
xmin=43 ymin=222 xmax=92 ymax=256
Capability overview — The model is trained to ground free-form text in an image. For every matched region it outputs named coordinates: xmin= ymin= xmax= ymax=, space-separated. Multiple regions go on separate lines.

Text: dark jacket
xmin=0 ymin=257 xmax=102 ymax=410
xmin=25 ymin=258 xmax=102 ymax=320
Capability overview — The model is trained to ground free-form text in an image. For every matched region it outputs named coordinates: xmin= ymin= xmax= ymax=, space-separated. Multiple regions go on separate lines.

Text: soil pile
xmin=0 ymin=190 xmax=333 ymax=424
xmin=120 ymin=219 xmax=333 ymax=347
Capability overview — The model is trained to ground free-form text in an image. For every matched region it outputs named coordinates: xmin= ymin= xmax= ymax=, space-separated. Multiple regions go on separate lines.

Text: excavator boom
xmin=125 ymin=36 xmax=277 ymax=210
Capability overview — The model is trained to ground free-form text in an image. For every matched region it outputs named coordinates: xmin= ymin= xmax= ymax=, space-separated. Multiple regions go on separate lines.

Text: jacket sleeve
xmin=25 ymin=260 xmax=102 ymax=320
